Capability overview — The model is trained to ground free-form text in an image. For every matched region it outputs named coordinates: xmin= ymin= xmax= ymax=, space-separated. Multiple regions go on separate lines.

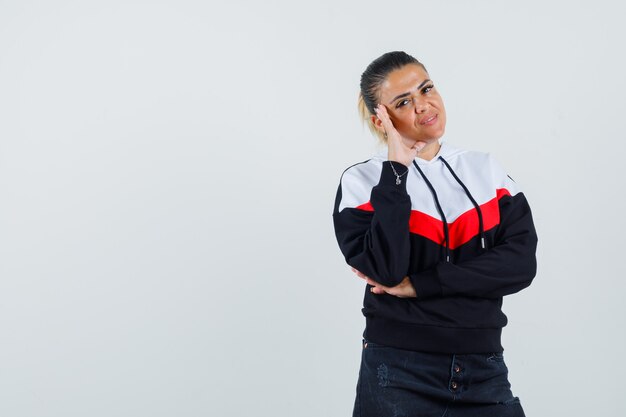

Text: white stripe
xmin=338 ymin=144 xmax=522 ymax=222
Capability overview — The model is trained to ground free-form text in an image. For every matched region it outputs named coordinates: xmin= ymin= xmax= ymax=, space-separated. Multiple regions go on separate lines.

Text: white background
xmin=1 ymin=1 xmax=625 ymax=416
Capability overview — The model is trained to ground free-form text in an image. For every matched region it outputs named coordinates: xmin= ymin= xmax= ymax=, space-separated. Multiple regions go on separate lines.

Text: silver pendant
xmin=396 ymin=177 xmax=401 ymax=185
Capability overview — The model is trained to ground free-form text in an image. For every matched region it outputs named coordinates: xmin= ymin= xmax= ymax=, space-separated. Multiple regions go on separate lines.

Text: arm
xmin=409 ymin=188 xmax=538 ymax=300
xmin=333 ymin=104 xmax=426 ymax=287
xmin=333 ymin=160 xmax=412 ymax=287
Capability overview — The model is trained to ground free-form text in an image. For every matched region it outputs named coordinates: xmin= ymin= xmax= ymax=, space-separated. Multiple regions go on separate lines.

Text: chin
xmin=424 ymin=135 xmax=443 ymax=144
xmin=433 ymin=127 xmax=446 ymax=140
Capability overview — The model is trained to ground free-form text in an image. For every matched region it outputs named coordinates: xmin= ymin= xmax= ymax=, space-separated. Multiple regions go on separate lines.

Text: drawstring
xmin=439 ymin=156 xmax=487 ymax=250
xmin=412 ymin=161 xmax=451 ymax=263
xmin=411 ymin=156 xmax=488 ymax=262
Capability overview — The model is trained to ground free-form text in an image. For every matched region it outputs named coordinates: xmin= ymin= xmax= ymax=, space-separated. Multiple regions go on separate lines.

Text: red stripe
xmin=496 ymin=188 xmax=511 ymax=200
xmin=355 ymin=188 xmax=512 ymax=249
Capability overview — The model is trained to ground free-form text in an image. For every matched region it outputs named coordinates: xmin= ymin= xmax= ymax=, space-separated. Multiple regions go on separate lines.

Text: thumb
xmin=369 ymin=286 xmax=384 ymax=295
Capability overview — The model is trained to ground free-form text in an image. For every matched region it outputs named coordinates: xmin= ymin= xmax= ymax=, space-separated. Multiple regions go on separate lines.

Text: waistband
xmin=365 ymin=316 xmax=504 ymax=354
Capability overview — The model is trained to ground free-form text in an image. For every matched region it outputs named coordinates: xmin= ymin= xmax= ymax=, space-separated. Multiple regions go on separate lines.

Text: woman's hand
xmin=351 ymin=267 xmax=417 ymax=298
xmin=375 ymin=104 xmax=426 ymax=167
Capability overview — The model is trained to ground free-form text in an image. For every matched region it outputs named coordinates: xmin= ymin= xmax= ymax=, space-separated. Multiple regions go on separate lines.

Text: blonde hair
xmin=358 ymin=92 xmax=386 ymax=142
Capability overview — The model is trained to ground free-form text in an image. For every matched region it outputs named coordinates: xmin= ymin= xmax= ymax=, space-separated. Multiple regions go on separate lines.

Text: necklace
xmin=389 ymin=161 xmax=409 ymax=185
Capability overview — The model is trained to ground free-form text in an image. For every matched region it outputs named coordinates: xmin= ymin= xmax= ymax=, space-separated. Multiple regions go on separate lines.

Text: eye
xmin=422 ymin=84 xmax=434 ymax=94
xmin=395 ymin=99 xmax=411 ymax=108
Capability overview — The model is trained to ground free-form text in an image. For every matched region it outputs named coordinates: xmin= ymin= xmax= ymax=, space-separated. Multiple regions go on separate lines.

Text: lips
xmin=420 ymin=114 xmax=437 ymax=125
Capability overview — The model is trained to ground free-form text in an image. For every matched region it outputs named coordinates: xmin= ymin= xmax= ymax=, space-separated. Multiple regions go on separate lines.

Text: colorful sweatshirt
xmin=332 ymin=141 xmax=538 ymax=354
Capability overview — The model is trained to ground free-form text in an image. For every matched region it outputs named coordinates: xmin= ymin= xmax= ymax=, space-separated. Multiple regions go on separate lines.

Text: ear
xmin=370 ymin=114 xmax=385 ymax=133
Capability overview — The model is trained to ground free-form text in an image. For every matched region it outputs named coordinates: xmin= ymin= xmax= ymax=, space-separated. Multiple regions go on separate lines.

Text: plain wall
xmin=1 ymin=0 xmax=624 ymax=416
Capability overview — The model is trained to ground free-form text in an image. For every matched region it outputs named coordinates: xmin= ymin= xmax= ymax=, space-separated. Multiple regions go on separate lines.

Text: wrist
xmin=388 ymin=158 xmax=411 ymax=167
xmin=387 ymin=150 xmax=412 ymax=167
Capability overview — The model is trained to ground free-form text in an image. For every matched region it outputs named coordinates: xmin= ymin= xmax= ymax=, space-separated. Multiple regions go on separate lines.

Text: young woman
xmin=332 ymin=51 xmax=538 ymax=417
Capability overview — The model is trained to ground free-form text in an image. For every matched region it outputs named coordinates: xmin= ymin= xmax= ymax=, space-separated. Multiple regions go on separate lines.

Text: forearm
xmin=333 ymin=161 xmax=412 ymax=286
xmin=410 ymin=193 xmax=538 ymax=299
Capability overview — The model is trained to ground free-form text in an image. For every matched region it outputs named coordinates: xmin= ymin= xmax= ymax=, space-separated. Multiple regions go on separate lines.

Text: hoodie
xmin=332 ymin=141 xmax=538 ymax=354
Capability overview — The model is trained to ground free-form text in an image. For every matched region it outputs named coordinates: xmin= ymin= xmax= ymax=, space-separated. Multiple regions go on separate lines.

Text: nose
xmin=413 ymin=96 xmax=428 ymax=114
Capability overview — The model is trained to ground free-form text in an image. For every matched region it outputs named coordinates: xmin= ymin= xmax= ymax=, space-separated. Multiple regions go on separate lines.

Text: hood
xmin=372 ymin=139 xmax=465 ymax=166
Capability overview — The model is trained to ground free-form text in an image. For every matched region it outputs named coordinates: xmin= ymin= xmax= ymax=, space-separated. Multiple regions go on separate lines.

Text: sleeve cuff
xmin=409 ymin=266 xmax=442 ymax=299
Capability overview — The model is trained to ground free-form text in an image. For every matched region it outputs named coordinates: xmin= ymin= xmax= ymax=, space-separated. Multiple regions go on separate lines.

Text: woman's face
xmin=376 ymin=64 xmax=446 ymax=144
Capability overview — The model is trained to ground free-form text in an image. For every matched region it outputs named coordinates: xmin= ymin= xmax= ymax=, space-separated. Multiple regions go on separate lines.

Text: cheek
xmin=436 ymin=97 xmax=446 ymax=112
xmin=391 ymin=111 xmax=414 ymax=127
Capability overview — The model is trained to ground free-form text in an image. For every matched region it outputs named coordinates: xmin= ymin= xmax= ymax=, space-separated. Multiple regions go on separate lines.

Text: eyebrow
xmin=388 ymin=79 xmax=432 ymax=104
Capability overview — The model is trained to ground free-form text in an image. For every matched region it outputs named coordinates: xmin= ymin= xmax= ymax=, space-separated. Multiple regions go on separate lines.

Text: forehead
xmin=379 ymin=64 xmax=429 ymax=101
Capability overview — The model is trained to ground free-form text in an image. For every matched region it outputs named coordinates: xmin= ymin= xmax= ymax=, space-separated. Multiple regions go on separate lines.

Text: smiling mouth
xmin=420 ymin=114 xmax=437 ymax=125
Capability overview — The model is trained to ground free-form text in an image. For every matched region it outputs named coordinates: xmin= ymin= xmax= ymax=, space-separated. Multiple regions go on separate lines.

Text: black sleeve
xmin=332 ymin=161 xmax=412 ymax=287
xmin=408 ymin=192 xmax=538 ymax=299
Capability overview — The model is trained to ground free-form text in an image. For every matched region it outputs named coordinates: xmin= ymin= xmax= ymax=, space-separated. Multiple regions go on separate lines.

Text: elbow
xmin=517 ymin=256 xmax=537 ymax=291
xmin=520 ymin=252 xmax=537 ymax=281
xmin=503 ymin=255 xmax=536 ymax=297
xmin=347 ymin=258 xmax=408 ymax=287
xmin=528 ymin=251 xmax=538 ymax=279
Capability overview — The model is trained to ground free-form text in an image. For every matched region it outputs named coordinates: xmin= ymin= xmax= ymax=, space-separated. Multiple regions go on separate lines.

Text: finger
xmin=375 ymin=104 xmax=395 ymax=135
xmin=413 ymin=140 xmax=427 ymax=152
xmin=352 ymin=269 xmax=368 ymax=279
xmin=365 ymin=277 xmax=380 ymax=287
xmin=370 ymin=286 xmax=384 ymax=295
xmin=367 ymin=281 xmax=390 ymax=296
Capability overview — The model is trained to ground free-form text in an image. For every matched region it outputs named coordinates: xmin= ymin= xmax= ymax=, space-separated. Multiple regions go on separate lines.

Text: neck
xmin=416 ymin=141 xmax=441 ymax=161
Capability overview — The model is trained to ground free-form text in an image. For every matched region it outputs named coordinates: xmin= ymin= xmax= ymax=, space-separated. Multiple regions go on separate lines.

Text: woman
xmin=332 ymin=51 xmax=538 ymax=417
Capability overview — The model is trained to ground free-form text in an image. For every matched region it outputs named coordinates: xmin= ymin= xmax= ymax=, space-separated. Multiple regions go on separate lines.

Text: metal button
xmin=451 ymin=382 xmax=458 ymax=389
xmin=454 ymin=366 xmax=461 ymax=373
